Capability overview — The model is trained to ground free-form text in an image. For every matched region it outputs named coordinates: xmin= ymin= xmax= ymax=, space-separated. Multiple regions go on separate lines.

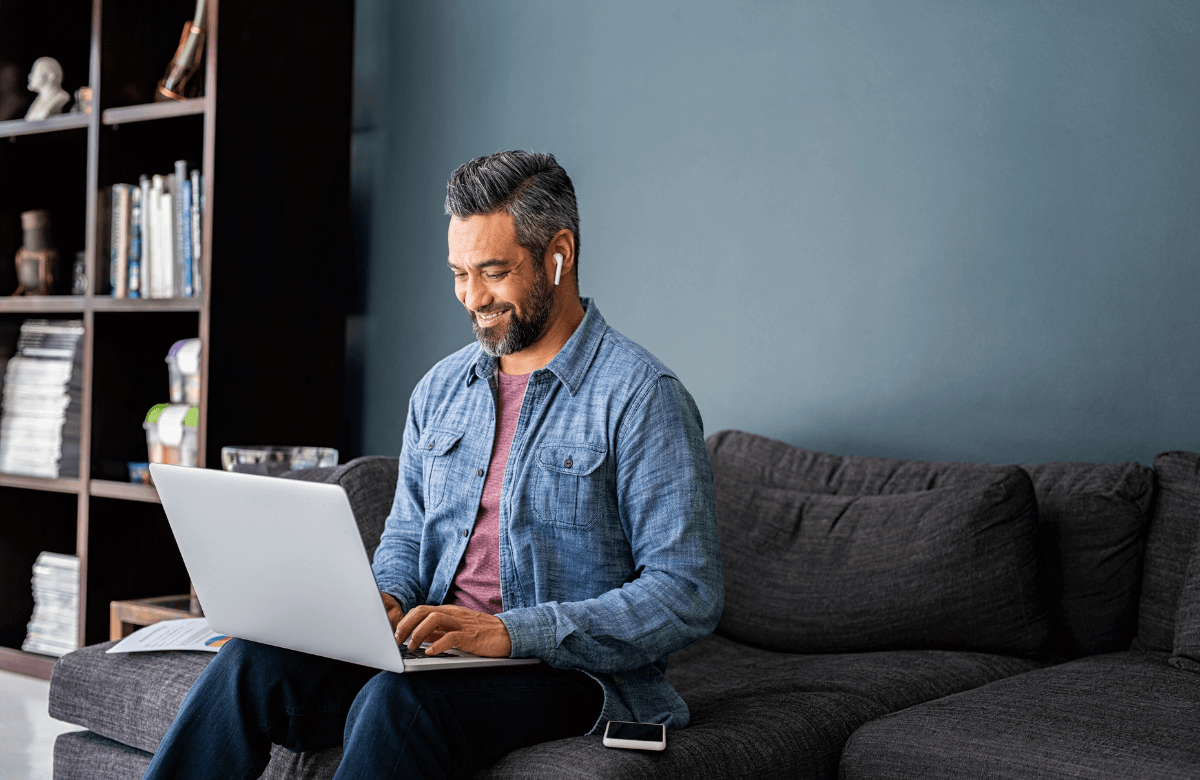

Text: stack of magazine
xmin=107 ymin=159 xmax=204 ymax=299
xmin=22 ymin=552 xmax=80 ymax=657
xmin=0 ymin=319 xmax=84 ymax=479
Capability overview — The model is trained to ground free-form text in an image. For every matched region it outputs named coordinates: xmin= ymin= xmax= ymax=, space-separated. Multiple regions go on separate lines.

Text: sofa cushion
xmin=54 ymin=730 xmax=151 ymax=780
xmin=1020 ymin=461 xmax=1153 ymax=658
xmin=1137 ymin=451 xmax=1200 ymax=652
xmin=474 ymin=632 xmax=1045 ymax=780
xmin=706 ymin=430 xmax=1153 ymax=658
xmin=49 ymin=641 xmax=215 ymax=755
xmin=53 ymin=729 xmax=341 ymax=780
xmin=840 ymin=651 xmax=1200 ymax=780
xmin=1170 ymin=529 xmax=1200 ymax=672
xmin=707 ymin=432 xmax=1047 ymax=655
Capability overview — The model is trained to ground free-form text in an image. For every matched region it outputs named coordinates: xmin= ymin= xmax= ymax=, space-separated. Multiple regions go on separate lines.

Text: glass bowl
xmin=220 ymin=446 xmax=339 ymax=477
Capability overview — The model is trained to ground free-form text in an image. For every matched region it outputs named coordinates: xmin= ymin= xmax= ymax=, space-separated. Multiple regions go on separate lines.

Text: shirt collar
xmin=467 ymin=298 xmax=607 ymax=396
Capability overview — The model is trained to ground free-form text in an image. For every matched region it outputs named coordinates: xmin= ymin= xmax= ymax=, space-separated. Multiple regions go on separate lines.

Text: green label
xmin=145 ymin=403 xmax=170 ymax=423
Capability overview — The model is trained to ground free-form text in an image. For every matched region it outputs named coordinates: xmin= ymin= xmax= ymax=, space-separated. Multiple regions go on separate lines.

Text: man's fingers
xmin=425 ymin=631 xmax=462 ymax=656
xmin=408 ymin=611 xmax=457 ymax=650
xmin=394 ymin=605 xmax=435 ymax=642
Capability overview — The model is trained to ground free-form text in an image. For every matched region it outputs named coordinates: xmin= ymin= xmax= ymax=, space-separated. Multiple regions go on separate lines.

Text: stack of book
xmin=0 ymin=319 xmax=85 ymax=479
xmin=22 ymin=552 xmax=80 ymax=657
xmin=108 ymin=159 xmax=204 ymax=299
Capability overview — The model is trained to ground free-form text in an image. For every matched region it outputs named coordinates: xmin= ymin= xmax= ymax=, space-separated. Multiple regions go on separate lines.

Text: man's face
xmin=447 ymin=212 xmax=555 ymax=358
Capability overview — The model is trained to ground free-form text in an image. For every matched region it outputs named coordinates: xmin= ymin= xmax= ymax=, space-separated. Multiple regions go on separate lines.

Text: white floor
xmin=0 ymin=669 xmax=77 ymax=780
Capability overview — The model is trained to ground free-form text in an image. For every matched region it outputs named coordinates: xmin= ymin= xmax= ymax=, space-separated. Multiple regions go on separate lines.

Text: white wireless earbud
xmin=553 ymin=253 xmax=563 ymax=286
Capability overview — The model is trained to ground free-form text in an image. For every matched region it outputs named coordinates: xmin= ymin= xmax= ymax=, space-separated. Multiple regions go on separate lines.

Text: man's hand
xmin=393 ymin=604 xmax=512 ymax=658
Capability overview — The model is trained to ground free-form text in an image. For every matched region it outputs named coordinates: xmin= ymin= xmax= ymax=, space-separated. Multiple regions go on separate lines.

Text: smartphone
xmin=602 ymin=720 xmax=667 ymax=751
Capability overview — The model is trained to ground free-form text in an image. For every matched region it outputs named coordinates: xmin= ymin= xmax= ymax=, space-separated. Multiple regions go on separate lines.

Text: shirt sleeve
xmin=497 ymin=375 xmax=725 ymax=673
xmin=370 ymin=389 xmax=429 ymax=613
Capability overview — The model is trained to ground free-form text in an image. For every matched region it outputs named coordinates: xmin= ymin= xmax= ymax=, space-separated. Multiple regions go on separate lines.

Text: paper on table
xmin=106 ymin=617 xmax=232 ymax=654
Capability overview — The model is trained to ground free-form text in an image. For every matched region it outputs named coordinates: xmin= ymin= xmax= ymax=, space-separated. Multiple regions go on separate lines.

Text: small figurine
xmin=69 ymin=86 xmax=93 ymax=115
xmin=0 ymin=62 xmax=30 ymax=121
xmin=25 ymin=57 xmax=70 ymax=121
xmin=13 ymin=210 xmax=58 ymax=296
xmin=71 ymin=251 xmax=88 ymax=295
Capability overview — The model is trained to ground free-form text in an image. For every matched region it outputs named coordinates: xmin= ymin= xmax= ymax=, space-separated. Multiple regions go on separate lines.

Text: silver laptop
xmin=150 ymin=463 xmax=539 ymax=673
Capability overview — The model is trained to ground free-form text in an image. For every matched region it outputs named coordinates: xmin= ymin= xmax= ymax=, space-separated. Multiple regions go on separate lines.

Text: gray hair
xmin=445 ymin=151 xmax=581 ymax=282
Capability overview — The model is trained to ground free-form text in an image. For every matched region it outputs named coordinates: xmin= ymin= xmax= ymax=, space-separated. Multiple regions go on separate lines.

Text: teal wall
xmin=351 ymin=1 xmax=1200 ymax=465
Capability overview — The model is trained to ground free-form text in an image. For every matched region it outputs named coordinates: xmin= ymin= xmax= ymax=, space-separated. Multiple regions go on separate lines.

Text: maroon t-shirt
xmin=445 ymin=370 xmax=529 ymax=614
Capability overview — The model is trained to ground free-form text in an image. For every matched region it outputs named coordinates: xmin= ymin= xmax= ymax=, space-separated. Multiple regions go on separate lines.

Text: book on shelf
xmin=0 ymin=319 xmax=84 ymax=479
xmin=22 ymin=551 xmax=80 ymax=657
xmin=106 ymin=160 xmax=203 ymax=299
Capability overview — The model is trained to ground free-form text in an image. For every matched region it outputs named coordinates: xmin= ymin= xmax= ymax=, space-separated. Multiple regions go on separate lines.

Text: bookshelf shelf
xmin=0 ymin=296 xmax=87 ymax=313
xmin=0 ymin=0 xmax=351 ymax=678
xmin=0 ymin=474 xmax=82 ymax=495
xmin=89 ymin=298 xmax=202 ymax=313
xmin=0 ymin=646 xmax=56 ymax=681
xmin=0 ymin=113 xmax=91 ymax=140
xmin=89 ymin=480 xmax=160 ymax=504
xmin=102 ymin=99 xmax=205 ymax=127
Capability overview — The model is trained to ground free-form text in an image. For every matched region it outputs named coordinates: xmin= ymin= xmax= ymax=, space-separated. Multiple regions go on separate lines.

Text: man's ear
xmin=546 ymin=229 xmax=576 ymax=281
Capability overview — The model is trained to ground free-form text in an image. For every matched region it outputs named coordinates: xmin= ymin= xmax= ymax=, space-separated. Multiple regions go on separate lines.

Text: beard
xmin=470 ymin=262 xmax=556 ymax=358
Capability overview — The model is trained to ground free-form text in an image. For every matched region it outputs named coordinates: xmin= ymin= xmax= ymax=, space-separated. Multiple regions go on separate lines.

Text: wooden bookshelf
xmin=0 ymin=0 xmax=353 ymax=679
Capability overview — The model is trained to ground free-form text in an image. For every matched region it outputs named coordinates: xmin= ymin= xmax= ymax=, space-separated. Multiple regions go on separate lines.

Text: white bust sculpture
xmin=25 ymin=57 xmax=70 ymax=121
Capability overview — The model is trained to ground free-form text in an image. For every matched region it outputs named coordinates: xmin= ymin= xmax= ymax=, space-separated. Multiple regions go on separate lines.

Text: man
xmin=142 ymin=151 xmax=723 ymax=780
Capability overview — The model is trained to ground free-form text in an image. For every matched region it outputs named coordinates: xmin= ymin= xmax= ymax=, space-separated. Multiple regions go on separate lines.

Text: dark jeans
xmin=141 ymin=638 xmax=604 ymax=780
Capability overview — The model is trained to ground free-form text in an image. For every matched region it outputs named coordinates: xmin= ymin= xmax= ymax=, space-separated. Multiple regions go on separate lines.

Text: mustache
xmin=471 ymin=304 xmax=513 ymax=321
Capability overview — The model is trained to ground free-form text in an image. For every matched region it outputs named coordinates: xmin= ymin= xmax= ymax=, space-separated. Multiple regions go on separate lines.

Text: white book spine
xmin=139 ymin=176 xmax=152 ymax=297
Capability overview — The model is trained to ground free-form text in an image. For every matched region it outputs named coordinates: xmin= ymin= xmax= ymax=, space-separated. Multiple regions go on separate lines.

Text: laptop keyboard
xmin=400 ymin=646 xmax=456 ymax=660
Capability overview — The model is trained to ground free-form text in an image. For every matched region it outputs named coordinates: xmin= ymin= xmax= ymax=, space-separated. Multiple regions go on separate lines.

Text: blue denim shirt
xmin=372 ymin=299 xmax=723 ymax=732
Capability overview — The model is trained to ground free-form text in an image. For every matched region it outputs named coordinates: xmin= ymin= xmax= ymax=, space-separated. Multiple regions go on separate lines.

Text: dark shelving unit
xmin=0 ymin=0 xmax=353 ymax=678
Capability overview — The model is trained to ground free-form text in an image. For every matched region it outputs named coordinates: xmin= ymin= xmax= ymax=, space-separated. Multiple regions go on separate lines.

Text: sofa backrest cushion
xmin=707 ymin=431 xmax=1048 ymax=655
xmin=1170 ymin=531 xmax=1200 ymax=672
xmin=1018 ymin=461 xmax=1153 ymax=658
xmin=1138 ymin=451 xmax=1200 ymax=652
xmin=282 ymin=455 xmax=400 ymax=562
xmin=707 ymin=430 xmax=1154 ymax=658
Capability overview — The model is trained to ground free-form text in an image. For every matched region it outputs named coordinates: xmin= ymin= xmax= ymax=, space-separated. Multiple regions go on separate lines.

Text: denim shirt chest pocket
xmin=532 ymin=441 xmax=608 ymax=529
xmin=419 ymin=427 xmax=465 ymax=511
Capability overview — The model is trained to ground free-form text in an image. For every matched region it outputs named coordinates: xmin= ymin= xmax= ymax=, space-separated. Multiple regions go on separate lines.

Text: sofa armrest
xmin=282 ymin=456 xmax=399 ymax=562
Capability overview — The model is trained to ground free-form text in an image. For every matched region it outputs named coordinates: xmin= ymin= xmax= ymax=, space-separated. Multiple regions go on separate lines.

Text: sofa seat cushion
xmin=49 ymin=641 xmax=215 ymax=755
xmin=474 ymin=632 xmax=1045 ymax=780
xmin=53 ymin=729 xmax=342 ymax=780
xmin=51 ymin=633 xmax=1043 ymax=780
xmin=840 ymin=651 xmax=1200 ymax=780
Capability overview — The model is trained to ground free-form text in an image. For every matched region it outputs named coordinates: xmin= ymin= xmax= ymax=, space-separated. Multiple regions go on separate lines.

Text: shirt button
xmin=463 ymin=529 xmax=470 ymax=537
xmin=476 ymin=468 xmax=484 ymax=477
xmin=564 ymin=458 xmax=573 ymax=468
xmin=427 ymin=442 xmax=434 ymax=450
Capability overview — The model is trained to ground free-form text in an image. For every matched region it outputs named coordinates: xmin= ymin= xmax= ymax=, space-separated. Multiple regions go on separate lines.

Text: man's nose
xmin=462 ymin=276 xmax=493 ymax=312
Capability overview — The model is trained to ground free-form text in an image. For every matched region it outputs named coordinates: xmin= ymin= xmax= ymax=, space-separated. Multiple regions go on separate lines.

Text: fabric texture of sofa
xmin=47 ymin=437 xmax=1200 ymax=779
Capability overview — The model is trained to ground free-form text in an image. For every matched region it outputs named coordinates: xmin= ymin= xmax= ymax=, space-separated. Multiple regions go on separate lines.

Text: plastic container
xmin=145 ymin=403 xmax=199 ymax=468
xmin=220 ymin=445 xmax=338 ymax=477
xmin=166 ymin=339 xmax=202 ymax=405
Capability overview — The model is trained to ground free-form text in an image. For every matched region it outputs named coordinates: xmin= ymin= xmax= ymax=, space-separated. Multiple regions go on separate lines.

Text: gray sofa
xmin=47 ymin=432 xmax=1200 ymax=779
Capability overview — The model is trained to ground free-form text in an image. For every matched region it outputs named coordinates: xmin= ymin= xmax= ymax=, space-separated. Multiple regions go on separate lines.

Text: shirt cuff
xmin=497 ymin=605 xmax=557 ymax=660
xmin=374 ymin=583 xmax=410 ymax=614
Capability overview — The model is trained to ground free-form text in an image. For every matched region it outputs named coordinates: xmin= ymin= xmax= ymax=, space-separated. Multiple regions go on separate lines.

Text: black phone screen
xmin=607 ymin=721 xmax=665 ymax=741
